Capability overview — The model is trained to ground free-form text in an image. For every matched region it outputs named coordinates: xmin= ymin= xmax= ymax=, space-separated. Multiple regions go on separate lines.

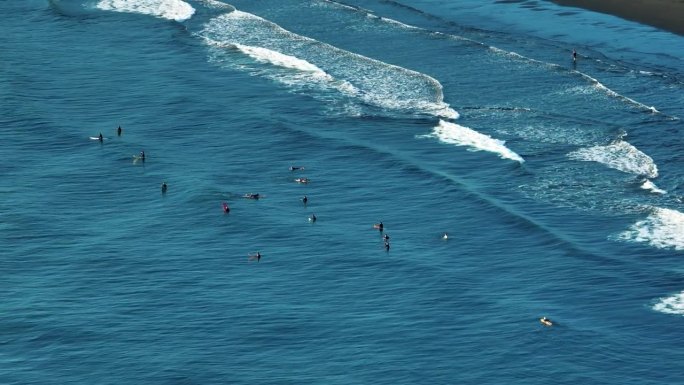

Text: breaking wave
xmin=200 ymin=10 xmax=457 ymax=119
xmin=617 ymin=207 xmax=684 ymax=250
xmin=567 ymin=140 xmax=658 ymax=178
xmin=96 ymin=0 xmax=195 ymax=21
xmin=419 ymin=120 xmax=524 ymax=163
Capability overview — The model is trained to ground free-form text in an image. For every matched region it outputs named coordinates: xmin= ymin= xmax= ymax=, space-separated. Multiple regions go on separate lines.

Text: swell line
xmin=200 ymin=9 xmax=457 ymax=119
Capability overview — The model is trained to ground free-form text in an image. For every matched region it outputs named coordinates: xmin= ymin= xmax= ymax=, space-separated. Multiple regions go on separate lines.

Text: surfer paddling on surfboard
xmin=540 ymin=317 xmax=553 ymax=327
xmin=248 ymin=251 xmax=261 ymax=262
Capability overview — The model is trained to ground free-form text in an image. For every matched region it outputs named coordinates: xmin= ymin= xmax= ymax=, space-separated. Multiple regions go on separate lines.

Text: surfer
xmin=244 ymin=193 xmax=260 ymax=200
xmin=222 ymin=202 xmax=230 ymax=213
xmin=161 ymin=182 xmax=167 ymax=194
xmin=302 ymin=195 xmax=308 ymax=205
xmin=117 ymin=125 xmax=122 ymax=136
xmin=540 ymin=317 xmax=553 ymax=326
xmin=442 ymin=232 xmax=448 ymax=240
xmin=384 ymin=241 xmax=390 ymax=251
xmin=289 ymin=166 xmax=304 ymax=171
xmin=572 ymin=49 xmax=577 ymax=62
xmin=295 ymin=177 xmax=310 ymax=184
xmin=140 ymin=150 xmax=145 ymax=162
xmin=383 ymin=234 xmax=390 ymax=242
xmin=309 ymin=213 xmax=317 ymax=223
xmin=374 ymin=221 xmax=384 ymax=232
xmin=98 ymin=133 xmax=103 ymax=142
xmin=249 ymin=251 xmax=261 ymax=262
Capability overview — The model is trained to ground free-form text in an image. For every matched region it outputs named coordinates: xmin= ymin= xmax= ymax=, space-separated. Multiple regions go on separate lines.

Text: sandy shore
xmin=551 ymin=0 xmax=684 ymax=36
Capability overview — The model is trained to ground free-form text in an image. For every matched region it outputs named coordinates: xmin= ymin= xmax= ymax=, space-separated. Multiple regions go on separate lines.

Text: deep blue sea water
xmin=2 ymin=0 xmax=683 ymax=384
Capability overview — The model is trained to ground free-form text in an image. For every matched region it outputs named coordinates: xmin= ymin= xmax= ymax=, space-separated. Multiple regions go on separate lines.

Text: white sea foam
xmin=577 ymin=73 xmax=660 ymax=113
xmin=195 ymin=0 xmax=234 ymax=10
xmin=640 ymin=180 xmax=667 ymax=195
xmin=567 ymin=140 xmax=658 ymax=178
xmin=420 ymin=120 xmax=524 ymax=163
xmin=618 ymin=207 xmax=684 ymax=250
xmin=653 ymin=291 xmax=684 ymax=316
xmin=96 ymin=0 xmax=195 ymax=21
xmin=234 ymin=44 xmax=333 ymax=80
xmin=204 ymin=39 xmax=359 ymax=96
xmin=200 ymin=10 xmax=457 ymax=119
xmin=488 ymin=45 xmax=662 ymax=115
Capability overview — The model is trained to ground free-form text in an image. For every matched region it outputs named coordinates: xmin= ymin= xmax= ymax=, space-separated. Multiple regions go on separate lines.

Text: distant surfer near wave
xmin=295 ymin=177 xmax=310 ymax=184
xmin=373 ymin=221 xmax=384 ymax=232
xmin=161 ymin=182 xmax=167 ymax=194
xmin=309 ymin=213 xmax=317 ymax=223
xmin=384 ymin=241 xmax=390 ymax=251
xmin=98 ymin=132 xmax=103 ymax=142
xmin=572 ymin=49 xmax=577 ymax=62
xmin=244 ymin=193 xmax=260 ymax=200
xmin=302 ymin=195 xmax=308 ymax=205
xmin=540 ymin=317 xmax=553 ymax=327
xmin=222 ymin=202 xmax=230 ymax=213
xmin=289 ymin=166 xmax=304 ymax=171
xmin=117 ymin=125 xmax=122 ymax=136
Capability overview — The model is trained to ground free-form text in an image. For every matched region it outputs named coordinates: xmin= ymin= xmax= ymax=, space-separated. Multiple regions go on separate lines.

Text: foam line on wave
xmin=199 ymin=10 xmax=457 ymax=119
xmin=203 ymin=39 xmax=359 ymax=96
xmin=567 ymin=139 xmax=658 ymax=179
xmin=616 ymin=206 xmax=684 ymax=250
xmin=487 ymin=46 xmax=669 ymax=117
xmin=330 ymin=0 xmax=672 ymax=120
xmin=418 ymin=120 xmax=524 ymax=163
xmin=653 ymin=290 xmax=684 ymax=316
xmin=96 ymin=0 xmax=195 ymax=21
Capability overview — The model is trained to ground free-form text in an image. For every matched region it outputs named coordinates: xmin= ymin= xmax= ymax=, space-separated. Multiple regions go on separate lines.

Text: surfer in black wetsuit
xmin=375 ymin=221 xmax=384 ymax=232
xmin=384 ymin=241 xmax=390 ymax=251
xmin=309 ymin=213 xmax=317 ymax=223
xmin=302 ymin=195 xmax=308 ymax=205
xmin=161 ymin=182 xmax=167 ymax=194
xmin=98 ymin=133 xmax=103 ymax=142
xmin=140 ymin=150 xmax=145 ymax=162
xmin=572 ymin=49 xmax=577 ymax=62
xmin=383 ymin=234 xmax=390 ymax=242
xmin=249 ymin=251 xmax=261 ymax=262
xmin=117 ymin=125 xmax=122 ymax=136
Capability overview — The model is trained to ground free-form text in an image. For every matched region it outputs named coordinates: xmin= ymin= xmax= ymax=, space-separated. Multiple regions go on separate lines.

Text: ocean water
xmin=2 ymin=0 xmax=683 ymax=383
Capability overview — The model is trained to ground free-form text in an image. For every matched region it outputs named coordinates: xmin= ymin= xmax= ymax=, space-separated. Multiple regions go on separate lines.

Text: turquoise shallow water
xmin=2 ymin=0 xmax=683 ymax=384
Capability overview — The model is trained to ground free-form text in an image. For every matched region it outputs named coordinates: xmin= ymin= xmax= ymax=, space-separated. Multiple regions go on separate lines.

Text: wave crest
xmin=200 ymin=10 xmax=457 ymax=119
xmin=567 ymin=140 xmax=658 ymax=178
xmin=618 ymin=207 xmax=684 ymax=250
xmin=96 ymin=0 xmax=195 ymax=21
xmin=419 ymin=120 xmax=524 ymax=163
xmin=653 ymin=290 xmax=684 ymax=316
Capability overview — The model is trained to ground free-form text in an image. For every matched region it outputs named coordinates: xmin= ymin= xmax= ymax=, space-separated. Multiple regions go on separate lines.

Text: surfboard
xmin=90 ymin=136 xmax=104 ymax=140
